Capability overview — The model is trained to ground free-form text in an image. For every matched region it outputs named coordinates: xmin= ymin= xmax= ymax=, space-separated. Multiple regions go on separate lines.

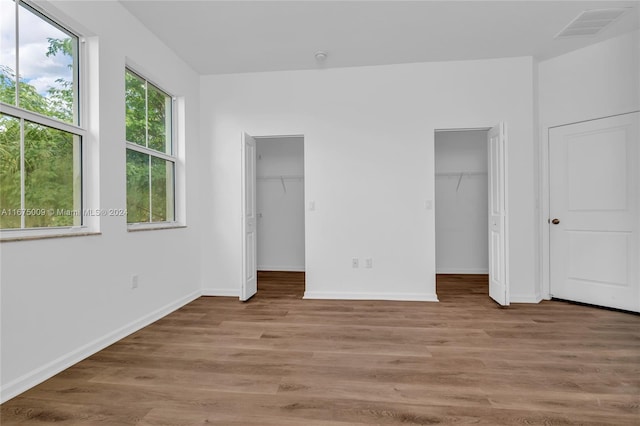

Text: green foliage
xmin=126 ymin=151 xmax=174 ymax=223
xmin=1 ymin=40 xmax=174 ymax=229
xmin=125 ymin=69 xmax=173 ymax=223
xmin=151 ymin=157 xmax=173 ymax=222
xmin=0 ymin=66 xmax=17 ymax=106
xmin=126 ymin=149 xmax=149 ymax=223
xmin=23 ymin=122 xmax=78 ymax=228
xmin=0 ymin=115 xmax=21 ymax=228
xmin=44 ymin=36 xmax=75 ymax=123
xmin=46 ymin=37 xmax=73 ymax=58
xmin=147 ymin=84 xmax=170 ymax=153
xmin=0 ymin=39 xmax=74 ymax=123
xmin=0 ymin=37 xmax=78 ymax=229
xmin=125 ymin=71 xmax=146 ymax=146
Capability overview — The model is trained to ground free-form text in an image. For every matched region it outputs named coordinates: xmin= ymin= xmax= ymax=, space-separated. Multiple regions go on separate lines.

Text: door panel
xmin=241 ymin=133 xmax=257 ymax=301
xmin=488 ymin=123 xmax=509 ymax=306
xmin=567 ymin=129 xmax=627 ymax=211
xmin=549 ymin=113 xmax=639 ymax=312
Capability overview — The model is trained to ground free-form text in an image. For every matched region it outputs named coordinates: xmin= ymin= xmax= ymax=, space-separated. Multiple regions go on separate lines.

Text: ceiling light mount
xmin=315 ymin=50 xmax=328 ymax=62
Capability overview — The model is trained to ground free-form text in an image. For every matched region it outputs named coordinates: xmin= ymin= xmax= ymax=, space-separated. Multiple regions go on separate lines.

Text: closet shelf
xmin=435 ymin=171 xmax=487 ymax=177
xmin=257 ymin=175 xmax=304 ymax=181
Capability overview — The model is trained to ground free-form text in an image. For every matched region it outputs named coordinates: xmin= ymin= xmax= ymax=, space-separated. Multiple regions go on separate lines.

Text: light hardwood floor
xmin=2 ymin=272 xmax=639 ymax=425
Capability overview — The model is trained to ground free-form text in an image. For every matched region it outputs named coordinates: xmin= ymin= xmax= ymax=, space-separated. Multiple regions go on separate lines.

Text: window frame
xmin=124 ymin=66 xmax=178 ymax=230
xmin=0 ymin=0 xmax=90 ymax=240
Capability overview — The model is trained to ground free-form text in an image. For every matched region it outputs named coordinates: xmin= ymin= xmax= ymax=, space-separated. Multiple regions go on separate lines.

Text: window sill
xmin=127 ymin=224 xmax=186 ymax=233
xmin=1 ymin=231 xmax=101 ymax=243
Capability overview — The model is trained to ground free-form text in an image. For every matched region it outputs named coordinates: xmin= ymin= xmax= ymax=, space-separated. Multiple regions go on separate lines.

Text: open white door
xmin=241 ymin=133 xmax=257 ymax=301
xmin=549 ymin=113 xmax=639 ymax=312
xmin=488 ymin=123 xmax=509 ymax=306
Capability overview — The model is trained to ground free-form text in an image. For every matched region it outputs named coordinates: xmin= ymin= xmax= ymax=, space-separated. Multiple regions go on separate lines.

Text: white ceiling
xmin=119 ymin=0 xmax=640 ymax=75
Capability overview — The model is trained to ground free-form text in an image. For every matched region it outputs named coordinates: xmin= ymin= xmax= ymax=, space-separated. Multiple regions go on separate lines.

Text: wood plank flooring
xmin=2 ymin=272 xmax=639 ymax=425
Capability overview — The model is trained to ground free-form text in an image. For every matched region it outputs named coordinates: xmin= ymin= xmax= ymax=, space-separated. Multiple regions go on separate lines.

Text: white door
xmin=241 ymin=133 xmax=258 ymax=301
xmin=488 ymin=123 xmax=509 ymax=306
xmin=550 ymin=113 xmax=639 ymax=312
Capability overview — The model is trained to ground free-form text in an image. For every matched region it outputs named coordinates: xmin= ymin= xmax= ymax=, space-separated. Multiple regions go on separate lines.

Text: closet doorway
xmin=435 ymin=129 xmax=489 ymax=274
xmin=255 ymin=136 xmax=305 ymax=298
xmin=434 ymin=126 xmax=509 ymax=305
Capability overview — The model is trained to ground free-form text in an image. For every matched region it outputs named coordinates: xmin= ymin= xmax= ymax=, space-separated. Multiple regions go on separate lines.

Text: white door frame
xmin=241 ymin=133 xmax=306 ymax=299
xmin=434 ymin=124 xmax=509 ymax=305
xmin=540 ymin=111 xmax=640 ymax=300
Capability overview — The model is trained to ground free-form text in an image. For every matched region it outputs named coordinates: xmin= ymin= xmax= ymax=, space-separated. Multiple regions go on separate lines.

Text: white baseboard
xmin=304 ymin=291 xmax=439 ymax=302
xmin=0 ymin=290 xmax=201 ymax=404
xmin=436 ymin=268 xmax=489 ymax=274
xmin=258 ymin=266 xmax=305 ymax=272
xmin=510 ymin=293 xmax=543 ymax=303
xmin=201 ymin=287 xmax=239 ymax=297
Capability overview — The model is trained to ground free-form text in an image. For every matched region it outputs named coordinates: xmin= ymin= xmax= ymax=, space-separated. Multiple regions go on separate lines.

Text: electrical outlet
xmin=131 ymin=275 xmax=139 ymax=289
xmin=365 ymin=258 xmax=373 ymax=268
xmin=352 ymin=258 xmax=359 ymax=268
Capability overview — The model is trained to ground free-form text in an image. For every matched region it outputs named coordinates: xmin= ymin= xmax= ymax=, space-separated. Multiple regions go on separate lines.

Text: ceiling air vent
xmin=555 ymin=8 xmax=628 ymax=39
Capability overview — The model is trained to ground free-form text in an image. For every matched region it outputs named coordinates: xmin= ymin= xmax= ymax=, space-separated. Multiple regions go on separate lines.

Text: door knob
xmin=551 ymin=218 xmax=560 ymax=225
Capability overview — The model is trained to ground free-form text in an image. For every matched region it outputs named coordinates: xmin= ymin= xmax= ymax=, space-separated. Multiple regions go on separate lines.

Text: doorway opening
xmin=256 ymin=136 xmax=305 ymax=298
xmin=435 ymin=129 xmax=489 ymax=299
xmin=241 ymin=134 xmax=305 ymax=301
xmin=434 ymin=125 xmax=509 ymax=306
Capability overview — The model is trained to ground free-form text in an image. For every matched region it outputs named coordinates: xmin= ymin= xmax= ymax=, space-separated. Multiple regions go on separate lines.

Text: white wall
xmin=200 ymin=56 xmax=536 ymax=302
xmin=538 ymin=30 xmax=640 ymax=297
xmin=0 ymin=1 xmax=201 ymax=402
xmin=538 ymin=30 xmax=639 ymax=128
xmin=435 ymin=130 xmax=488 ymax=274
xmin=256 ymin=137 xmax=305 ymax=271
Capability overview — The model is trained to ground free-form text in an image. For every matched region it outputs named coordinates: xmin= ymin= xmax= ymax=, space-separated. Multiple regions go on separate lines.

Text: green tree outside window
xmin=125 ymin=69 xmax=175 ymax=224
xmin=0 ymin=0 xmax=81 ymax=230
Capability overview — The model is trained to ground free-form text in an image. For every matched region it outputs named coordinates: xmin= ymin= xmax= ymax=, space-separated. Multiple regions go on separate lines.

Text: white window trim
xmin=0 ymin=104 xmax=84 ymax=137
xmin=125 ymin=141 xmax=180 ymax=230
xmin=125 ymin=67 xmax=180 ymax=230
xmin=0 ymin=1 xmax=92 ymax=241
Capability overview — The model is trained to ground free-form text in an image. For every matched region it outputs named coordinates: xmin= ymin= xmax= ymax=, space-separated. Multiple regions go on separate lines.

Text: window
xmin=125 ymin=69 xmax=175 ymax=225
xmin=0 ymin=0 xmax=84 ymax=231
